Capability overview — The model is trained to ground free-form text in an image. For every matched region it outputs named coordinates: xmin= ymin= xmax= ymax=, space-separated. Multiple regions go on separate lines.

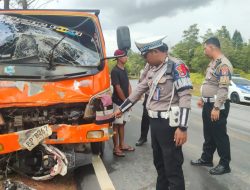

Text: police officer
xmin=114 ymin=36 xmax=192 ymax=190
xmin=191 ymin=37 xmax=233 ymax=175
xmin=136 ymin=63 xmax=150 ymax=146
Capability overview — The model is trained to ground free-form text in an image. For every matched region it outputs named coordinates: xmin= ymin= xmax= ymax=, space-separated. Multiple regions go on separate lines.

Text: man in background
xmin=111 ymin=49 xmax=135 ymax=157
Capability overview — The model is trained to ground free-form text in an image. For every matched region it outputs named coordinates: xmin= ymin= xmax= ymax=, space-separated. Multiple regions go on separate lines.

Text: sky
xmin=1 ymin=0 xmax=250 ymax=55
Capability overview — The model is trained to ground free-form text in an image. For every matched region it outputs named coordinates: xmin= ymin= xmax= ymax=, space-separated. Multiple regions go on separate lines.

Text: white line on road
xmin=92 ymin=155 xmax=115 ymax=190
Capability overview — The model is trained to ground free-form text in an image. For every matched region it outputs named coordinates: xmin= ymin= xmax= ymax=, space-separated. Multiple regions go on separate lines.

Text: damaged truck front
xmin=0 ymin=10 xmax=130 ymax=180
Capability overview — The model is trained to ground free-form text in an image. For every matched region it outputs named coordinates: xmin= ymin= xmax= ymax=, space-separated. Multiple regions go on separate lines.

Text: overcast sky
xmin=1 ymin=0 xmax=250 ymax=55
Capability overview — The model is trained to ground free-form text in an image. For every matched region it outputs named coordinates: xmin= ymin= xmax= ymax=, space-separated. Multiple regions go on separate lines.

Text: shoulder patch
xmin=218 ymin=64 xmax=231 ymax=85
xmin=173 ymin=63 xmax=192 ymax=91
xmin=174 ymin=63 xmax=190 ymax=78
xmin=220 ymin=65 xmax=230 ymax=76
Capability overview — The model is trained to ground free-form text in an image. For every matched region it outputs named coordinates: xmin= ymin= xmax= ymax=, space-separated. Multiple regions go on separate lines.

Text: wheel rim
xmin=231 ymin=94 xmax=238 ymax=103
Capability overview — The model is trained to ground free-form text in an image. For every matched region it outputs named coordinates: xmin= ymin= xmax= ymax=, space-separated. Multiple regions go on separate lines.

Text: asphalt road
xmin=75 ymin=80 xmax=250 ymax=190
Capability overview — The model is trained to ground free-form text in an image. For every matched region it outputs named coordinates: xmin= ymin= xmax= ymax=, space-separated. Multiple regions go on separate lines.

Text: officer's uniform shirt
xmin=139 ymin=63 xmax=151 ymax=95
xmin=120 ymin=56 xmax=192 ymax=128
xmin=201 ymin=55 xmax=233 ymax=108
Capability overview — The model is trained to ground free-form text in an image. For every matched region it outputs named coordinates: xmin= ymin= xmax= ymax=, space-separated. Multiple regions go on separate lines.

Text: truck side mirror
xmin=99 ymin=26 xmax=131 ymax=70
xmin=117 ymin=26 xmax=131 ymax=51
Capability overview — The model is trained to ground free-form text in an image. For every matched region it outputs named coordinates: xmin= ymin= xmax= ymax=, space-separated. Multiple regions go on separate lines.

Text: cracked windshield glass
xmin=0 ymin=14 xmax=100 ymax=67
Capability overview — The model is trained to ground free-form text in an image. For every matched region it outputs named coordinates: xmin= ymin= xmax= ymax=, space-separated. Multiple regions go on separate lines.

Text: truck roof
xmin=0 ymin=9 xmax=100 ymax=16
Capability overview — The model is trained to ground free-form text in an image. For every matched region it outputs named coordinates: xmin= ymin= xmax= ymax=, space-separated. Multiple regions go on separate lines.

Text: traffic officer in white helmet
xmin=114 ymin=36 xmax=193 ymax=190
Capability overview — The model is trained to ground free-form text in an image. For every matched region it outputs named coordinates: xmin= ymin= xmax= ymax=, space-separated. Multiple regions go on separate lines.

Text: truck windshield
xmin=0 ymin=14 xmax=100 ymax=67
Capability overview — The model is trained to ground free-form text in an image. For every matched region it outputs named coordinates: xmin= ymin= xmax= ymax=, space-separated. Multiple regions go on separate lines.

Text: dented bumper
xmin=0 ymin=123 xmax=112 ymax=154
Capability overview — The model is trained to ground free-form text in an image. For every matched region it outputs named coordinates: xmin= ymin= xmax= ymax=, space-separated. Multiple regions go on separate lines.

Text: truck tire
xmin=91 ymin=142 xmax=105 ymax=156
xmin=230 ymin=92 xmax=240 ymax=104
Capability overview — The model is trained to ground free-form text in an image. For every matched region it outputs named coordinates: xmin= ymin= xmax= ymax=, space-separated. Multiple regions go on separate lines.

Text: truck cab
xmin=0 ymin=9 xmax=130 ymax=180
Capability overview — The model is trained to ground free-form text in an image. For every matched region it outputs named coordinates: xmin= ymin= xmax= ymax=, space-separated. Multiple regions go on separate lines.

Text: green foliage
xmin=126 ymin=50 xmax=145 ymax=77
xmin=189 ymin=45 xmax=209 ymax=73
xmin=183 ymin=24 xmax=200 ymax=45
xmin=107 ymin=50 xmax=145 ymax=77
xmin=201 ymin=28 xmax=214 ymax=42
xmin=233 ymin=44 xmax=250 ymax=72
xmin=190 ymin=73 xmax=204 ymax=85
xmin=190 ymin=73 xmax=204 ymax=96
xmin=107 ymin=59 xmax=116 ymax=73
xmin=172 ymin=24 xmax=201 ymax=69
xmin=218 ymin=37 xmax=235 ymax=63
xmin=172 ymin=24 xmax=250 ymax=74
xmin=216 ymin=26 xmax=231 ymax=40
xmin=233 ymin=68 xmax=250 ymax=80
xmin=241 ymin=73 xmax=250 ymax=80
xmin=232 ymin=30 xmax=243 ymax=49
xmin=108 ymin=24 xmax=249 ymax=79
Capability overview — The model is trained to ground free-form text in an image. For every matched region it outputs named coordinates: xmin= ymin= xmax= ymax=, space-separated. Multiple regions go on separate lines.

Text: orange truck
xmin=0 ymin=9 xmax=131 ymax=180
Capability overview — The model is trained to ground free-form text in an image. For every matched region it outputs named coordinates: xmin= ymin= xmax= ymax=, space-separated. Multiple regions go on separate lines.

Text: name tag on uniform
xmin=153 ymin=87 xmax=160 ymax=101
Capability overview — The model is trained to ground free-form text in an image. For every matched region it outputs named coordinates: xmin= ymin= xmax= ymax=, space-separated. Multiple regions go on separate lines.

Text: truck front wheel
xmin=91 ymin=142 xmax=105 ymax=156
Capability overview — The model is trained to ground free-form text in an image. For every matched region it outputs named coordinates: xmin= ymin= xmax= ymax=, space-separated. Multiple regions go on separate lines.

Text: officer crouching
xmin=114 ymin=36 xmax=193 ymax=190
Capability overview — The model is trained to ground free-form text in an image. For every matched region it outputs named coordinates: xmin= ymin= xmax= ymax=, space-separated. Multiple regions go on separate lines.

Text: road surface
xmin=75 ymin=80 xmax=250 ymax=190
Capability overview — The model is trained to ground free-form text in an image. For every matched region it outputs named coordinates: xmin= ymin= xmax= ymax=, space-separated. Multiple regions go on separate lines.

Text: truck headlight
xmin=84 ymin=88 xmax=112 ymax=119
xmin=0 ymin=144 xmax=4 ymax=152
xmin=87 ymin=130 xmax=104 ymax=139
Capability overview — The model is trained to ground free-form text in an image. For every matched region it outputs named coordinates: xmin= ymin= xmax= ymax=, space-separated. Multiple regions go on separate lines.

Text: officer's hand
xmin=211 ymin=108 xmax=220 ymax=122
xmin=197 ymin=98 xmax=204 ymax=108
xmin=114 ymin=109 xmax=123 ymax=118
xmin=174 ymin=128 xmax=187 ymax=146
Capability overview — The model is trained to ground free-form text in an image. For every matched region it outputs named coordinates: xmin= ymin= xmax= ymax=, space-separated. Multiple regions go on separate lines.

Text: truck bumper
xmin=0 ymin=123 xmax=112 ymax=154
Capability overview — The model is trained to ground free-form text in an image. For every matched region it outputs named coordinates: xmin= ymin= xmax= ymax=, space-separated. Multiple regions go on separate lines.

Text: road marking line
xmin=92 ymin=155 xmax=115 ymax=190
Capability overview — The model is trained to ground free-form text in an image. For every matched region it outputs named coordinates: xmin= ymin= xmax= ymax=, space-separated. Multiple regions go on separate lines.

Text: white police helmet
xmin=135 ymin=35 xmax=167 ymax=55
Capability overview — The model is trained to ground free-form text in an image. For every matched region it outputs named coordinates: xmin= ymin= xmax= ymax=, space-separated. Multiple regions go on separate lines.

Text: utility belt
xmin=202 ymin=97 xmax=215 ymax=103
xmin=148 ymin=108 xmax=182 ymax=128
xmin=202 ymin=97 xmax=229 ymax=104
xmin=148 ymin=110 xmax=169 ymax=119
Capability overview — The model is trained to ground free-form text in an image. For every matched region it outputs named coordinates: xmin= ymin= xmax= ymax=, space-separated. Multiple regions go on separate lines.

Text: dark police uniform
xmin=137 ymin=63 xmax=151 ymax=144
xmin=199 ymin=55 xmax=233 ymax=169
xmin=119 ymin=49 xmax=193 ymax=189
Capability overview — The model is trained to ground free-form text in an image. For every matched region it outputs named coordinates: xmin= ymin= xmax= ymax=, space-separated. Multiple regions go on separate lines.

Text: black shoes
xmin=191 ymin=159 xmax=231 ymax=175
xmin=135 ymin=138 xmax=147 ymax=146
xmin=190 ymin=158 xmax=213 ymax=167
xmin=209 ymin=164 xmax=231 ymax=175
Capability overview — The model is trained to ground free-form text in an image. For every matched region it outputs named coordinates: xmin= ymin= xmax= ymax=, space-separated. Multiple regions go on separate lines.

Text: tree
xmin=232 ymin=30 xmax=243 ymax=49
xmin=2 ymin=0 xmax=55 ymax=9
xmin=172 ymin=42 xmax=190 ymax=64
xmin=232 ymin=43 xmax=250 ymax=72
xmin=217 ymin=36 xmax=235 ymax=66
xmin=126 ymin=50 xmax=145 ymax=77
xmin=182 ymin=24 xmax=200 ymax=47
xmin=189 ymin=45 xmax=209 ymax=73
xmin=201 ymin=28 xmax=214 ymax=42
xmin=172 ymin=24 xmax=201 ymax=69
xmin=107 ymin=50 xmax=145 ymax=77
xmin=241 ymin=44 xmax=250 ymax=72
xmin=216 ymin=26 xmax=231 ymax=40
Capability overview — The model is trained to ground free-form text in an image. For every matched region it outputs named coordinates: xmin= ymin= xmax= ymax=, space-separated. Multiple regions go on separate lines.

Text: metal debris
xmin=3 ymin=179 xmax=36 ymax=190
